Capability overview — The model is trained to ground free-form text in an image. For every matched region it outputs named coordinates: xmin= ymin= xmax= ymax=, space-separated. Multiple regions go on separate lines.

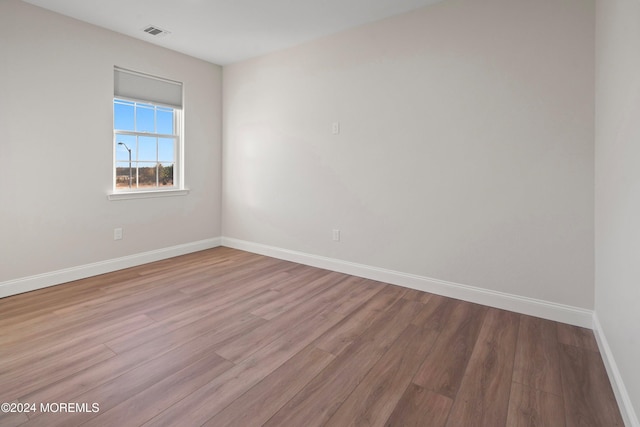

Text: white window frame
xmin=109 ymin=68 xmax=187 ymax=200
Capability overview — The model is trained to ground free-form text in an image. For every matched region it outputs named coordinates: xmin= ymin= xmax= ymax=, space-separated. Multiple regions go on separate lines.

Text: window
xmin=113 ymin=68 xmax=183 ymax=193
xmin=113 ymin=99 xmax=178 ymax=190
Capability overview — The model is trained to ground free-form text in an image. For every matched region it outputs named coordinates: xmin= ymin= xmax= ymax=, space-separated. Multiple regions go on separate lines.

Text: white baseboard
xmin=0 ymin=237 xmax=222 ymax=299
xmin=593 ymin=314 xmax=640 ymax=427
xmin=222 ymin=238 xmax=640 ymax=423
xmin=222 ymin=238 xmax=636 ymax=424
xmin=221 ymin=237 xmax=593 ymax=328
xmin=2 ymin=236 xmax=592 ymax=327
xmin=3 ymin=236 xmax=633 ymax=424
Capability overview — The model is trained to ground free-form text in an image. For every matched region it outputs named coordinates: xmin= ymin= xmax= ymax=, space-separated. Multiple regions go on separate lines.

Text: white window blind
xmin=114 ymin=67 xmax=182 ymax=108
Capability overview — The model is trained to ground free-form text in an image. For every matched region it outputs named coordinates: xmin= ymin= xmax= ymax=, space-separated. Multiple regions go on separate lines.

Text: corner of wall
xmin=593 ymin=312 xmax=640 ymax=427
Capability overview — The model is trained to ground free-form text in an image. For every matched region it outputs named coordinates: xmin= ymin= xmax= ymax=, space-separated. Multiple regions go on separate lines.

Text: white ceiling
xmin=22 ymin=0 xmax=443 ymax=65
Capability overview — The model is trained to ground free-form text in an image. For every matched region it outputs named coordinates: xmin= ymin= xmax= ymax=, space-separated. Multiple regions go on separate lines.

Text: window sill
xmin=107 ymin=188 xmax=189 ymax=201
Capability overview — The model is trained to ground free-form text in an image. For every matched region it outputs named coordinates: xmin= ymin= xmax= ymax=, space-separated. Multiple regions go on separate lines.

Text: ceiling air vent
xmin=142 ymin=25 xmax=170 ymax=37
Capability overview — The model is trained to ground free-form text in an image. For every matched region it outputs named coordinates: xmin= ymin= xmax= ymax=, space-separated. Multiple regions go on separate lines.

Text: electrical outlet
xmin=114 ymin=228 xmax=123 ymax=240
xmin=332 ymin=229 xmax=340 ymax=242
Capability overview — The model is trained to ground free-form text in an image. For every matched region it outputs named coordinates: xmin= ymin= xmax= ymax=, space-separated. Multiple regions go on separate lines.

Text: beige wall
xmin=595 ymin=0 xmax=640 ymax=422
xmin=0 ymin=0 xmax=222 ymax=283
xmin=223 ymin=0 xmax=595 ymax=308
xmin=3 ymin=0 xmax=637 ymax=420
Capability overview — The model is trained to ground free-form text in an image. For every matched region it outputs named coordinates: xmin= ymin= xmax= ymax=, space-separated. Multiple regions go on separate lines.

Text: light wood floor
xmin=0 ymin=247 xmax=624 ymax=427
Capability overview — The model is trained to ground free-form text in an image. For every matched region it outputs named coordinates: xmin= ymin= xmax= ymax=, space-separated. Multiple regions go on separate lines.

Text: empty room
xmin=0 ymin=0 xmax=638 ymax=425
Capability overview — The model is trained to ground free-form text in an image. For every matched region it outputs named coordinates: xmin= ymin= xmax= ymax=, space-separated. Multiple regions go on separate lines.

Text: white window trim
xmin=110 ymin=67 xmax=186 ymax=200
xmin=107 ymin=188 xmax=189 ymax=201
xmin=112 ymin=104 xmax=182 ymax=191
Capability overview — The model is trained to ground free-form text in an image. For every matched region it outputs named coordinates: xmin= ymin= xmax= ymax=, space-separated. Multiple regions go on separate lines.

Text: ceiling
xmin=22 ymin=0 xmax=443 ymax=65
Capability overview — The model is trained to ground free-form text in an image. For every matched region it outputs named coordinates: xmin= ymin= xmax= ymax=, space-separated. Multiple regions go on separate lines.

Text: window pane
xmin=136 ymin=104 xmax=155 ymax=132
xmin=137 ymin=163 xmax=157 ymax=188
xmin=114 ymin=100 xmax=134 ymax=131
xmin=138 ymin=136 xmax=157 ymax=161
xmin=116 ymin=161 xmax=134 ymax=188
xmin=113 ymin=96 xmax=181 ymax=192
xmin=157 ymin=108 xmax=174 ymax=135
xmin=115 ymin=135 xmax=135 ymax=161
xmin=158 ymin=138 xmax=175 ymax=162
xmin=158 ymin=163 xmax=174 ymax=186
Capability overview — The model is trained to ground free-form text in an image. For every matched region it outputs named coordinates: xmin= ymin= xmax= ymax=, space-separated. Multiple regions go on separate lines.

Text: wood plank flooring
xmin=0 ymin=247 xmax=624 ymax=427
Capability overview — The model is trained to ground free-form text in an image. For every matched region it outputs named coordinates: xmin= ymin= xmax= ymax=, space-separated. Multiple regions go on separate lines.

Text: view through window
xmin=113 ymin=67 xmax=182 ymax=192
xmin=114 ymin=99 xmax=178 ymax=190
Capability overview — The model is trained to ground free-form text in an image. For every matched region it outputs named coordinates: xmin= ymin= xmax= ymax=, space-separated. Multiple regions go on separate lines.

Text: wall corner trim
xmin=593 ymin=313 xmax=640 ymax=427
xmin=0 ymin=237 xmax=222 ymax=299
xmin=221 ymin=237 xmax=593 ymax=328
